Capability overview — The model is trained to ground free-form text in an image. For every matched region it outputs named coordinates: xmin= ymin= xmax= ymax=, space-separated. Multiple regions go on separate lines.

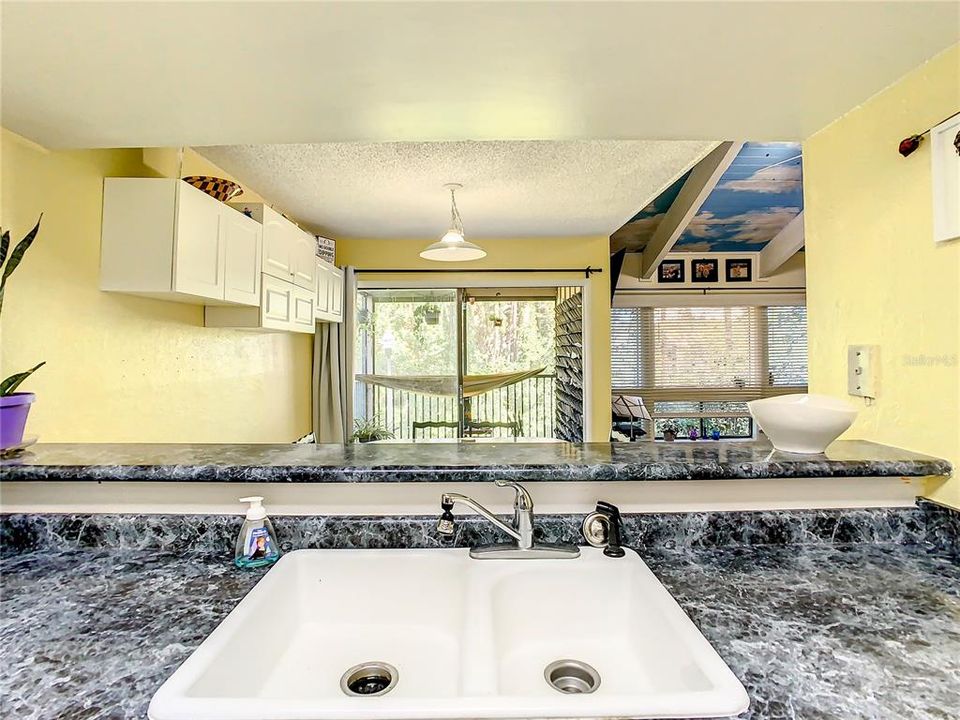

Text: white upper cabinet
xmin=207 ymin=203 xmax=320 ymax=335
xmin=292 ymin=229 xmax=318 ymax=290
xmin=315 ymin=259 xmax=344 ymax=323
xmin=204 ymin=273 xmax=316 ymax=334
xmin=315 ymin=264 xmax=331 ymax=316
xmin=292 ymin=285 xmax=316 ymax=331
xmin=100 ymin=178 xmax=259 ymax=307
xmin=261 ymin=274 xmax=294 ymax=327
xmin=103 ymin=181 xmax=319 ymax=334
xmin=234 ymin=203 xmax=317 ymax=290
xmin=260 ymin=206 xmax=295 ymax=281
xmin=222 ymin=211 xmax=262 ymax=306
xmin=329 ymin=269 xmax=344 ymax=319
xmin=172 ymin=182 xmax=224 ymax=299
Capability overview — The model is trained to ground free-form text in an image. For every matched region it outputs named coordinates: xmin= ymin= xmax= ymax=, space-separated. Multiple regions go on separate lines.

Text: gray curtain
xmin=312 ymin=267 xmax=355 ymax=443
xmin=313 ymin=322 xmax=346 ymax=443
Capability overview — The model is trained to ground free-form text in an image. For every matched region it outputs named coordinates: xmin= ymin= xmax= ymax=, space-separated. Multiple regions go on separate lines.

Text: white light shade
xmin=421 ymin=182 xmax=485 ymax=261
xmin=419 ymin=234 xmax=487 ymax=261
xmin=439 ymin=230 xmax=465 ymax=244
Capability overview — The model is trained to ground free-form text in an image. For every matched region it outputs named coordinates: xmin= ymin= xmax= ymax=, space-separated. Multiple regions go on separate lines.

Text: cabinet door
xmin=315 ymin=262 xmax=331 ymax=316
xmin=173 ymin=183 xmax=224 ymax=300
xmin=293 ymin=229 xmax=318 ymax=290
xmin=262 ymin=208 xmax=294 ymax=281
xmin=292 ymin=285 xmax=316 ymax=333
xmin=328 ymin=268 xmax=344 ymax=321
xmin=222 ymin=209 xmax=262 ymax=306
xmin=261 ymin=274 xmax=294 ymax=330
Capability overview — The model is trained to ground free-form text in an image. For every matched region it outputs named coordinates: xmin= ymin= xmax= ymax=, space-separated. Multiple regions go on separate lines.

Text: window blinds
xmin=766 ymin=305 xmax=808 ymax=386
xmin=611 ymin=305 xmax=808 ymax=402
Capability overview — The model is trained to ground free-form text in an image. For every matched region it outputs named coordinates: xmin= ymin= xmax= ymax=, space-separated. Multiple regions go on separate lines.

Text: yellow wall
xmin=0 ymin=130 xmax=313 ymax=442
xmin=336 ymin=237 xmax=612 ymax=440
xmin=804 ymin=44 xmax=960 ymax=509
xmin=143 ymin=147 xmax=268 ymax=206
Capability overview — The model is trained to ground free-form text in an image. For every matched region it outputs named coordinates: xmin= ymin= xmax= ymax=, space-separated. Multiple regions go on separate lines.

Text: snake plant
xmin=0 ymin=217 xmax=45 ymax=396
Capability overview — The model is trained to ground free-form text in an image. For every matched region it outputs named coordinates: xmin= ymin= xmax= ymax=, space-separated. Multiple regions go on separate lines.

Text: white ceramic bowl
xmin=747 ymin=393 xmax=858 ymax=454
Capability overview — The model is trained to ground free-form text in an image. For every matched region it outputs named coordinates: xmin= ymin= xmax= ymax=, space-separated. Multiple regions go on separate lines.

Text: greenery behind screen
xmin=354 ymin=293 xmax=558 ymax=439
xmin=359 ymin=297 xmax=555 ymax=376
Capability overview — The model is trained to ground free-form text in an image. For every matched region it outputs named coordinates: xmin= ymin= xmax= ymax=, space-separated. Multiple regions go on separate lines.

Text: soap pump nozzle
xmin=239 ymin=496 xmax=267 ymax=521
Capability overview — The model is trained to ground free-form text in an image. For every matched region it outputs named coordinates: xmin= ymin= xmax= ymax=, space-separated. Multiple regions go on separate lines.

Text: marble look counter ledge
xmin=0 ymin=440 xmax=950 ymax=484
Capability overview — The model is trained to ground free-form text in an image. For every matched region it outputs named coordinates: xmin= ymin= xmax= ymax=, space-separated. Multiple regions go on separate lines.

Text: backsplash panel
xmin=2 ymin=502 xmax=955 ymax=557
xmin=921 ymin=499 xmax=960 ymax=556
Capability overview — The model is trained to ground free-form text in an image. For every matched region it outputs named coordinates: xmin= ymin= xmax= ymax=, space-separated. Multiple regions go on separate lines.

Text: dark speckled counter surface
xmin=0 ymin=439 xmax=951 ymax=483
xmin=3 ymin=545 xmax=959 ymax=720
xmin=1 ymin=503 xmax=958 ymax=720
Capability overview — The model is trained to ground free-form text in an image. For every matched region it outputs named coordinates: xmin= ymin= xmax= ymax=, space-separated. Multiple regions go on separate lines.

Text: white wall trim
xmin=758 ymin=211 xmax=805 ymax=277
xmin=0 ymin=477 xmax=923 ymax=516
xmin=613 ymin=290 xmax=806 ymax=308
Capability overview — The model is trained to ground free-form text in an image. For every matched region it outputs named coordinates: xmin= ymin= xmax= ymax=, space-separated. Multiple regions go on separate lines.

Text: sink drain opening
xmin=544 ymin=659 xmax=600 ymax=694
xmin=340 ymin=661 xmax=398 ymax=697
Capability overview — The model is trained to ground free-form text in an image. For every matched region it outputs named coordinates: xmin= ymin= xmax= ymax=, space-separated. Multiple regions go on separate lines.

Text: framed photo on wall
xmin=932 ymin=113 xmax=960 ymax=244
xmin=725 ymin=258 xmax=752 ymax=282
xmin=657 ymin=259 xmax=685 ymax=283
xmin=691 ymin=258 xmax=719 ymax=283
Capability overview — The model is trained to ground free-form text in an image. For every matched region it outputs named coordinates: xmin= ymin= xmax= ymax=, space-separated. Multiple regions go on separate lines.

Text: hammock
xmin=356 ymin=367 xmax=546 ymax=398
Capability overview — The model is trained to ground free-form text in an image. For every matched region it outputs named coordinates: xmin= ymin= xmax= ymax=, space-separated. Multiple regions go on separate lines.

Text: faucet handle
xmin=494 ymin=479 xmax=534 ymax=510
xmin=595 ymin=501 xmax=626 ymax=558
xmin=436 ymin=496 xmax=456 ymax=536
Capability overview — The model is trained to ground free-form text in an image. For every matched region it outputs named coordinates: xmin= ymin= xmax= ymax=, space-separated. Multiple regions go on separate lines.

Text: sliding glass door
xmin=353 ymin=286 xmax=567 ymax=442
xmin=354 ymin=289 xmax=459 ymax=441
xmin=462 ymin=290 xmax=556 ymax=439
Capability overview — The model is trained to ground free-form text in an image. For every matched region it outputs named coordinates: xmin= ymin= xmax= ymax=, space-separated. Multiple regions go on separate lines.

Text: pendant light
xmin=420 ymin=183 xmax=486 ymax=261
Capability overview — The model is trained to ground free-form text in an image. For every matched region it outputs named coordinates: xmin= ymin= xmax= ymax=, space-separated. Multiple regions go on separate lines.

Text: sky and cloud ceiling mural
xmin=611 ymin=142 xmax=803 ymax=254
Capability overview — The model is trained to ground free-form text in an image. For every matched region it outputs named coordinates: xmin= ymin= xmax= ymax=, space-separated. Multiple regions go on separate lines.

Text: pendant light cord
xmin=449 ymin=186 xmax=464 ymax=235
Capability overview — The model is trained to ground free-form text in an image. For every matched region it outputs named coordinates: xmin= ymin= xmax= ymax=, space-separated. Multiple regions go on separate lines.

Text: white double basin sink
xmin=149 ymin=548 xmax=748 ymax=720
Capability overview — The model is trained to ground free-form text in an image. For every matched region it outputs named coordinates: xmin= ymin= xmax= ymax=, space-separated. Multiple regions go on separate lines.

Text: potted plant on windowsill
xmin=349 ymin=417 xmax=394 ymax=443
xmin=1 ymin=218 xmax=44 ymax=451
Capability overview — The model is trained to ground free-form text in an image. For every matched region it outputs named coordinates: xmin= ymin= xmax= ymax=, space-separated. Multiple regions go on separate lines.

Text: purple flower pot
xmin=0 ymin=393 xmax=35 ymax=449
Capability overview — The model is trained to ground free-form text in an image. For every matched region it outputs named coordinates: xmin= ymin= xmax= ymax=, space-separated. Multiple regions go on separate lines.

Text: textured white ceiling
xmin=2 ymin=2 xmax=958 ymax=148
xmin=200 ymin=140 xmax=714 ymax=238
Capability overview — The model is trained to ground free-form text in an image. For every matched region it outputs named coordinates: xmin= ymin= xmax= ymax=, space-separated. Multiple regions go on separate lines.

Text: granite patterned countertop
xmin=0 ymin=439 xmax=950 ymax=483
xmin=2 ymin=544 xmax=958 ymax=720
xmin=2 ymin=504 xmax=959 ymax=720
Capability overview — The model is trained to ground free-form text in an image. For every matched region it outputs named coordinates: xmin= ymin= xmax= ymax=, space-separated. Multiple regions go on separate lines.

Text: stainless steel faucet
xmin=436 ymin=479 xmax=580 ymax=559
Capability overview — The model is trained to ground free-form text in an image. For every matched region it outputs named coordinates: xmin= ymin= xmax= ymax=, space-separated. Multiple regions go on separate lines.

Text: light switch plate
xmin=848 ymin=345 xmax=879 ymax=398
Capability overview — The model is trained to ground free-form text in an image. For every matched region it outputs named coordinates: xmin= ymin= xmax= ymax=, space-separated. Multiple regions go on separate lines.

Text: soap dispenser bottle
xmin=234 ymin=496 xmax=281 ymax=569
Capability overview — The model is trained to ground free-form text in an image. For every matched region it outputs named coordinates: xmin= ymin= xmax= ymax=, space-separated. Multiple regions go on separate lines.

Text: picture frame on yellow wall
xmin=931 ymin=113 xmax=960 ymax=244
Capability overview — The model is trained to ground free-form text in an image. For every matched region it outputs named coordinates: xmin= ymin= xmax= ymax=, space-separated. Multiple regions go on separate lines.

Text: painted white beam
xmin=640 ymin=141 xmax=744 ymax=279
xmin=759 ymin=211 xmax=805 ymax=277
